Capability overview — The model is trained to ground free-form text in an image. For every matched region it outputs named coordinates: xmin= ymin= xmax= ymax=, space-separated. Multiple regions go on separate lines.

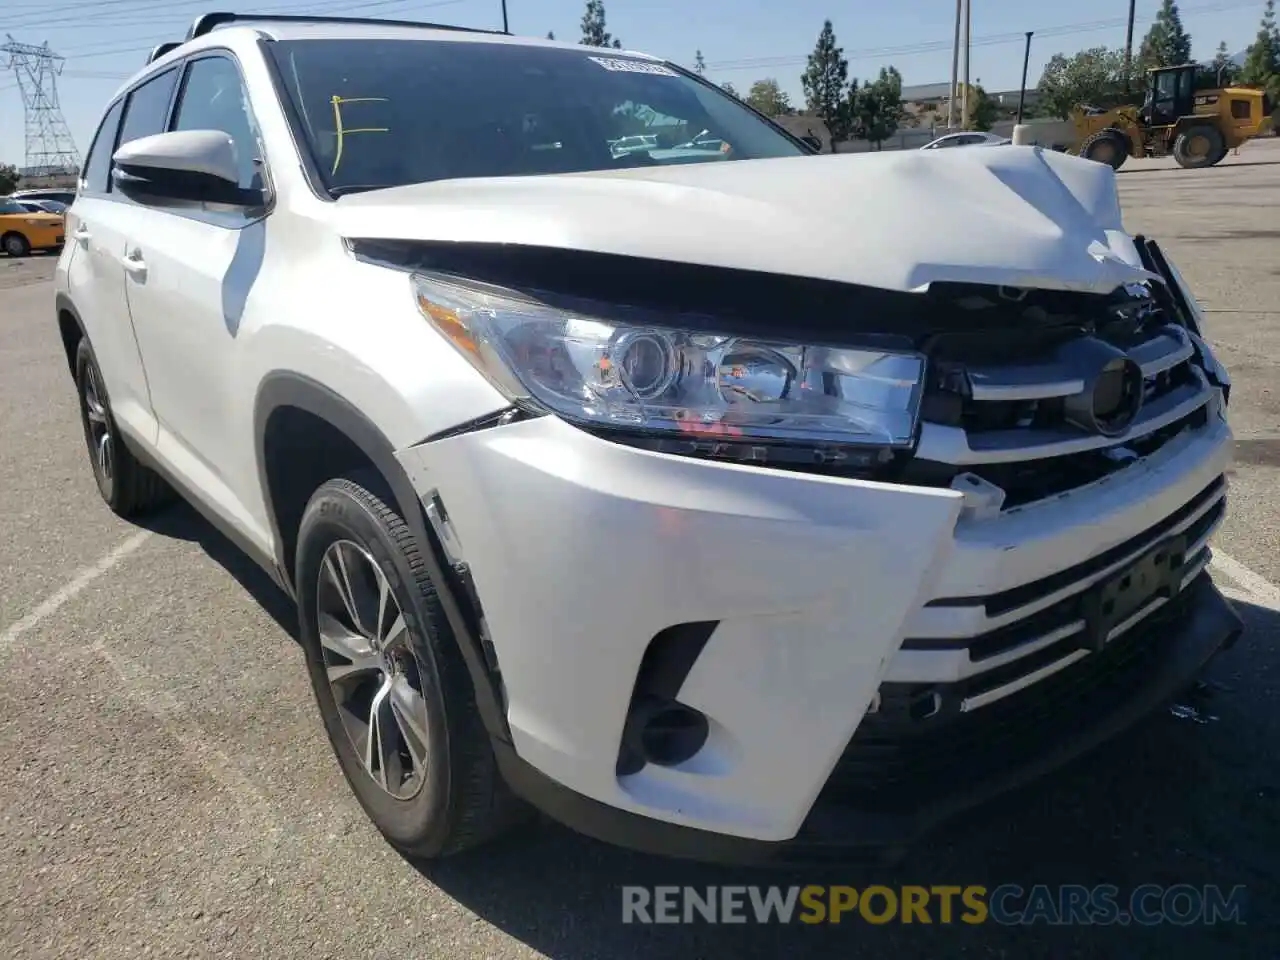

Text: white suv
xmin=56 ymin=13 xmax=1242 ymax=865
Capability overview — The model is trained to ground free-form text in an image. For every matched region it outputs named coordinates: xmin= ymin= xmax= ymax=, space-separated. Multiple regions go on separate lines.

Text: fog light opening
xmin=618 ymin=696 xmax=710 ymax=774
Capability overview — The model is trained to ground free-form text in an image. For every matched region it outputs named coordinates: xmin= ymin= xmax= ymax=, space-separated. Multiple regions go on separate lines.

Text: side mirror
xmin=800 ymin=135 xmax=823 ymax=152
xmin=111 ymin=129 xmax=262 ymax=206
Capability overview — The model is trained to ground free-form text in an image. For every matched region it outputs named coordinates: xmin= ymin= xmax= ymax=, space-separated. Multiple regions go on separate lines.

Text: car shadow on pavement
xmin=412 ymin=597 xmax=1280 ymax=959
xmin=128 ymin=499 xmax=1279 ymax=956
xmin=133 ymin=499 xmax=300 ymax=641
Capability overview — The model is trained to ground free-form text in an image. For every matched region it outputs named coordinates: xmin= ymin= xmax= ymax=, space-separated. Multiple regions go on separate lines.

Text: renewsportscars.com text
xmin=621 ymin=884 xmax=1247 ymax=926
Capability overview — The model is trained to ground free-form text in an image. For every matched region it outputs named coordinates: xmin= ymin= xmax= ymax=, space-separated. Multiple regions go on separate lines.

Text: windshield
xmin=0 ymin=199 xmax=27 ymax=214
xmin=267 ymin=38 xmax=807 ymax=193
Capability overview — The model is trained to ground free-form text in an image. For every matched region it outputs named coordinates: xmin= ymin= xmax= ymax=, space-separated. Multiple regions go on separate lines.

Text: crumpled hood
xmin=330 ymin=146 xmax=1157 ymax=295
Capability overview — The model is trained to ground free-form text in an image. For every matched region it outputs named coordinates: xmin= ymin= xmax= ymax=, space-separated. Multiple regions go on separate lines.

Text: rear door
xmin=59 ymin=85 xmax=171 ymax=444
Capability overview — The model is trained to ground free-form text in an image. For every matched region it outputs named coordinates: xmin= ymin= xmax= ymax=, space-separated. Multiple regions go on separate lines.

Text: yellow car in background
xmin=0 ymin=195 xmax=65 ymax=257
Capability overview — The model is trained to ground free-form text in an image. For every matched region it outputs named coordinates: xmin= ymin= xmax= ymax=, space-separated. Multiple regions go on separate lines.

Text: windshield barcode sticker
xmin=588 ymin=57 xmax=678 ymax=77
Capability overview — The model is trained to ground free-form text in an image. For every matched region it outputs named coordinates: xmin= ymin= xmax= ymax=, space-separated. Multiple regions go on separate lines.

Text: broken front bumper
xmin=395 ymin=403 xmax=1240 ymax=863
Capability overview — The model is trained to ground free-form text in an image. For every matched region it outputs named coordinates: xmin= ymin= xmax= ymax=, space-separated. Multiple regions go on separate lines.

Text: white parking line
xmin=0 ymin=530 xmax=152 ymax=654
xmin=1211 ymin=549 xmax=1280 ymax=612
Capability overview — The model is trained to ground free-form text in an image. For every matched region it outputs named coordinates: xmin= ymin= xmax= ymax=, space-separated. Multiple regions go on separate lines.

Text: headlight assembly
xmin=1155 ymin=251 xmax=1230 ymax=405
xmin=1159 ymin=252 xmax=1209 ymax=334
xmin=412 ymin=272 xmax=925 ymax=460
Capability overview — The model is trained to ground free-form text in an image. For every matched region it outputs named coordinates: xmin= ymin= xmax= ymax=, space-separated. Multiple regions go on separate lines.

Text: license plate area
xmin=1078 ymin=534 xmax=1188 ymax=651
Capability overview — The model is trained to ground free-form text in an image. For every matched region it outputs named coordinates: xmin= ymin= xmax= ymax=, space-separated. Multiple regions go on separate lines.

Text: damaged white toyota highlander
xmin=56 ymin=13 xmax=1241 ymax=864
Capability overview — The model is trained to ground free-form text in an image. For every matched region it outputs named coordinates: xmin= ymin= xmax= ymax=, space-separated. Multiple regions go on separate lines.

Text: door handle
xmin=73 ymin=225 xmax=92 ymax=243
xmin=122 ymin=251 xmax=147 ymax=279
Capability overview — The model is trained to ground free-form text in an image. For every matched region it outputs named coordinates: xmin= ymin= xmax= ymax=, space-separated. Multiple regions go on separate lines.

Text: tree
xmin=851 ymin=65 xmax=904 ymax=148
xmin=1240 ymin=0 xmax=1280 ymax=101
xmin=1138 ymin=0 xmax=1193 ymax=72
xmin=960 ymin=83 xmax=1000 ymax=131
xmin=801 ymin=20 xmax=852 ymax=151
xmin=1037 ymin=47 xmax=1130 ymax=119
xmin=580 ymin=0 xmax=622 ymax=48
xmin=722 ymin=81 xmax=741 ymax=98
xmin=695 ymin=50 xmax=706 ymax=75
xmin=0 ymin=164 xmax=19 ymax=195
xmin=746 ymin=78 xmax=791 ymax=117
xmin=1202 ymin=40 xmax=1240 ymax=88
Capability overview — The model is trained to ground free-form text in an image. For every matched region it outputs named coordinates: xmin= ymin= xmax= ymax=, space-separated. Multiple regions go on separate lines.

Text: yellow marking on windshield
xmin=329 ymin=95 xmax=390 ymax=175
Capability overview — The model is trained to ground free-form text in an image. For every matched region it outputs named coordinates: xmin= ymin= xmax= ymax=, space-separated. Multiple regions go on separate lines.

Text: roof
xmin=236 ymin=21 xmax=650 ymax=53
xmin=902 ymin=82 xmax=952 ymax=101
xmin=118 ymin=18 xmax=663 ymax=100
xmin=172 ymin=15 xmax=658 ymax=56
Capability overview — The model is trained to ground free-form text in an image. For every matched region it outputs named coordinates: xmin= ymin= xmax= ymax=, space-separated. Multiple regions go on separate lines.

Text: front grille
xmin=822 ymin=572 xmax=1211 ymax=806
xmin=909 ymin=285 xmax=1217 ymax=508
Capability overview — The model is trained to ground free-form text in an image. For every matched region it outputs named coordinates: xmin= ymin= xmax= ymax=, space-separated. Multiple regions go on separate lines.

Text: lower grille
xmin=823 ymin=573 xmax=1211 ymax=806
xmin=928 ymin=474 xmax=1225 ymax=619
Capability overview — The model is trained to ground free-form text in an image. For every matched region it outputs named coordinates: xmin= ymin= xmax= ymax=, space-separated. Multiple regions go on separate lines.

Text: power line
xmin=3 ymin=0 xmax=468 ymax=35
xmin=705 ymin=0 xmax=1261 ymax=73
xmin=53 ymin=0 xmax=470 ymax=61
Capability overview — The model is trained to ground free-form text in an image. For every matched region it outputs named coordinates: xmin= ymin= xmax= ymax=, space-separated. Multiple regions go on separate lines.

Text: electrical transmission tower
xmin=1 ymin=36 xmax=82 ymax=176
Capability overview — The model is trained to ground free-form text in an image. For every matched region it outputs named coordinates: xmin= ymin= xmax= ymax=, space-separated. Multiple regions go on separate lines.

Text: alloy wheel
xmin=316 ymin=539 xmax=432 ymax=800
xmin=82 ymin=361 xmax=114 ymax=486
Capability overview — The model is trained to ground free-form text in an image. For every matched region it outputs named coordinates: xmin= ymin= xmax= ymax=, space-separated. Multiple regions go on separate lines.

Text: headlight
xmin=1156 ymin=252 xmax=1229 ymax=404
xmin=1159 ymin=253 xmax=1208 ymax=333
xmin=412 ymin=272 xmax=925 ymax=455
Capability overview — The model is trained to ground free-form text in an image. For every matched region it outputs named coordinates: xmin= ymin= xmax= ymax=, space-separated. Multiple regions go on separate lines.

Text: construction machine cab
xmin=1142 ymin=64 xmax=1198 ymax=127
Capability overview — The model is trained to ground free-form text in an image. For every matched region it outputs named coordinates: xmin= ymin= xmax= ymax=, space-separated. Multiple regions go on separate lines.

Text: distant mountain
xmin=1195 ymin=50 xmax=1247 ymax=71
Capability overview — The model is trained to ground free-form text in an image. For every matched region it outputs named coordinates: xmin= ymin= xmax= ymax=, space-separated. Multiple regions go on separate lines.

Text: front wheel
xmin=2 ymin=232 xmax=31 ymax=257
xmin=1078 ymin=129 xmax=1129 ymax=170
xmin=295 ymin=471 xmax=527 ymax=859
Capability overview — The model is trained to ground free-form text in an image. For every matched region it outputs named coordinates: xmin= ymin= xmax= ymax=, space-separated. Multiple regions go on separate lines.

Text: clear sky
xmin=0 ymin=0 xmax=1271 ymax=167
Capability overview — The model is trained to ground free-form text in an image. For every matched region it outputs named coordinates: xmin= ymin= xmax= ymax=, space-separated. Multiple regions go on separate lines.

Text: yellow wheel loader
xmin=1070 ymin=63 xmax=1274 ymax=171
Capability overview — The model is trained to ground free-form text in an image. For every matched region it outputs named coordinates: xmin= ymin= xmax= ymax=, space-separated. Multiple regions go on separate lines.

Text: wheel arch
xmin=254 ymin=371 xmax=512 ymax=744
xmin=54 ymin=292 xmax=87 ymax=379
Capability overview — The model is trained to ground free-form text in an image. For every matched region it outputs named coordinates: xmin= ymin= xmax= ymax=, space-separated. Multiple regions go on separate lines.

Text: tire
xmin=295 ymin=471 xmax=527 ymax=859
xmin=1173 ymin=124 xmax=1226 ymax=169
xmin=2 ymin=231 xmax=31 ymax=258
xmin=74 ymin=338 xmax=172 ymax=517
xmin=1078 ymin=129 xmax=1129 ymax=170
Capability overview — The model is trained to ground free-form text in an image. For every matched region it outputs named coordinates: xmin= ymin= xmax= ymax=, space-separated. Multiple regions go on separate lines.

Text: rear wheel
xmin=1172 ymin=124 xmax=1226 ymax=169
xmin=74 ymin=338 xmax=172 ymax=516
xmin=295 ymin=471 xmax=528 ymax=859
xmin=2 ymin=232 xmax=30 ymax=257
xmin=1079 ymin=129 xmax=1129 ymax=170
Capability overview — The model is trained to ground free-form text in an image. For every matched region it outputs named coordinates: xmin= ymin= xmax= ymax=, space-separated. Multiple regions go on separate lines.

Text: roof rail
xmin=147 ymin=41 xmax=183 ymax=64
xmin=185 ymin=11 xmax=509 ymax=42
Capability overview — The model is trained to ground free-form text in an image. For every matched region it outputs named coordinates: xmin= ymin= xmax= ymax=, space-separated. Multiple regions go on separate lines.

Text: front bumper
xmin=496 ymin=572 xmax=1240 ymax=864
xmin=395 ymin=403 xmax=1238 ymax=859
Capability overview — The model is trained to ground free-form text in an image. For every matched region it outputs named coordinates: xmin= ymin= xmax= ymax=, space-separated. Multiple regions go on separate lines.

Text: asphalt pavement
xmin=2 ymin=142 xmax=1280 ymax=959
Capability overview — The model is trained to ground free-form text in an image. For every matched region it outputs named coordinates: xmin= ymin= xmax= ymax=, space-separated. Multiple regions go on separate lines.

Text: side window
xmin=117 ymin=67 xmax=180 ymax=149
xmin=80 ymin=99 xmax=125 ymax=195
xmin=170 ymin=56 xmax=262 ymax=190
